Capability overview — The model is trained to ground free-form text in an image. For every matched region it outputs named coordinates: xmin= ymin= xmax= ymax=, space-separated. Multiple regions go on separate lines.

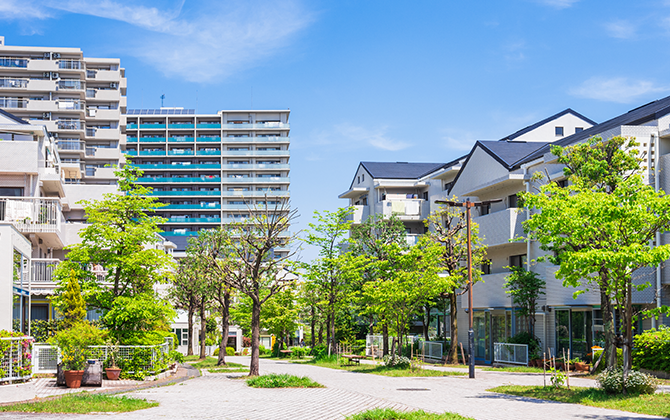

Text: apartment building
xmin=0 ymin=36 xmax=126 ymax=186
xmin=123 ymin=108 xmax=291 ymax=255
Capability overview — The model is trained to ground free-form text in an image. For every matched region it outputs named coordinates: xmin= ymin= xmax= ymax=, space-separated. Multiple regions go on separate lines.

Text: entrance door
xmin=473 ymin=312 xmax=490 ymax=363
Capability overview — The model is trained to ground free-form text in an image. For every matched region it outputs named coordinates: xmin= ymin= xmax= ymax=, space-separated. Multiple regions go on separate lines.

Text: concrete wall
xmin=0 ymin=224 xmax=32 ymax=331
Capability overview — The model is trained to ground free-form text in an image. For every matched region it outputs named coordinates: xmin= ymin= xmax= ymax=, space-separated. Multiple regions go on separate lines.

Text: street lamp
xmin=435 ymin=198 xmax=501 ymax=379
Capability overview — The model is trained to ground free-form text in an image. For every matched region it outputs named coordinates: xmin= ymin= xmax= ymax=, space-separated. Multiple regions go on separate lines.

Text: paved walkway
xmin=0 ymin=357 xmax=666 ymax=419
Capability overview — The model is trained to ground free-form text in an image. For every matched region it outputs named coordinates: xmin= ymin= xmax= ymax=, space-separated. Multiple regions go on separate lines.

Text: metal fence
xmin=421 ymin=341 xmax=444 ymax=361
xmin=0 ymin=336 xmax=34 ymax=383
xmin=32 ymin=340 xmax=171 ymax=374
xmin=493 ymin=342 xmax=528 ymax=365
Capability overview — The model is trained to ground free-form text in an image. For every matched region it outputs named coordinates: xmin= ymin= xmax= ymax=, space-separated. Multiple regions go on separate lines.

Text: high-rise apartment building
xmin=123 ymin=108 xmax=291 ymax=254
xmin=0 ymin=36 xmax=126 ymax=186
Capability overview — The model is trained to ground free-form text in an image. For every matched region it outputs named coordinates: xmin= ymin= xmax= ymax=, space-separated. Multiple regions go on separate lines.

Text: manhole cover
xmin=396 ymin=388 xmax=430 ymax=391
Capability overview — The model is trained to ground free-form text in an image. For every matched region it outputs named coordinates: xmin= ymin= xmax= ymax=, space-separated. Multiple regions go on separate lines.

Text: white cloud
xmin=537 ymin=0 xmax=579 ymax=9
xmin=440 ymin=129 xmax=478 ymax=152
xmin=503 ymin=40 xmax=526 ymax=62
xmin=604 ymin=20 xmax=636 ymax=39
xmin=569 ymin=77 xmax=669 ymax=103
xmin=0 ymin=0 xmax=51 ymax=19
xmin=336 ymin=124 xmax=410 ymax=151
xmin=0 ymin=0 xmax=313 ymax=83
xmin=302 ymin=123 xmax=411 ymax=158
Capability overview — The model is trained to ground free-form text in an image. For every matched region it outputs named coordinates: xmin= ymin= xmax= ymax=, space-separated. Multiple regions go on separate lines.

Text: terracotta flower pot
xmin=64 ymin=370 xmax=84 ymax=388
xmin=105 ymin=367 xmax=122 ymax=380
xmin=575 ymin=362 xmax=589 ymax=372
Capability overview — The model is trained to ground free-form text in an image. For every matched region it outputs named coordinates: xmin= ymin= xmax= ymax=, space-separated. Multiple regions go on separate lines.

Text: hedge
xmin=633 ymin=325 xmax=670 ymax=373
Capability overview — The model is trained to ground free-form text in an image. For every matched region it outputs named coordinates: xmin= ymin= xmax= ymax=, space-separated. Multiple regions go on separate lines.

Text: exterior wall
xmin=449 ymin=147 xmax=510 ymax=198
xmin=513 ymin=113 xmax=594 ymax=142
xmin=0 ymin=224 xmax=32 ymax=331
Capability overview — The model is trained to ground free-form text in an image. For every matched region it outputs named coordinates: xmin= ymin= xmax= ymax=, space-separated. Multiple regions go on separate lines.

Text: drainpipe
xmin=653 ymin=133 xmax=662 ymax=328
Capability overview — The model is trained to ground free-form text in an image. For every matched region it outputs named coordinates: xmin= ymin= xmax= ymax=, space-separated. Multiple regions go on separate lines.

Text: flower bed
xmin=0 ymin=331 xmax=33 ymax=383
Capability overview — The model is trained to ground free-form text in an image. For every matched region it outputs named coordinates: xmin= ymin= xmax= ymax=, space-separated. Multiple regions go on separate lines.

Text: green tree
xmin=349 ymin=213 xmax=407 ymax=355
xmin=53 ymin=269 xmax=87 ymax=327
xmin=198 ymin=202 xmax=299 ymax=376
xmin=522 ymin=175 xmax=670 ymax=385
xmin=102 ymin=293 xmax=176 ymax=344
xmin=503 ymin=267 xmax=545 ymax=336
xmin=359 ymin=238 xmax=447 ymax=356
xmin=302 ymin=208 xmax=367 ymax=354
xmin=424 ymin=203 xmax=487 ymax=363
xmin=54 ymin=163 xmax=174 ymax=311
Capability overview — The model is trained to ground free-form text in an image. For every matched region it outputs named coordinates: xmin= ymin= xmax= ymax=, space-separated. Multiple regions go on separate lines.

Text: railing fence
xmin=0 ymin=336 xmax=34 ymax=383
xmin=493 ymin=342 xmax=528 ymax=366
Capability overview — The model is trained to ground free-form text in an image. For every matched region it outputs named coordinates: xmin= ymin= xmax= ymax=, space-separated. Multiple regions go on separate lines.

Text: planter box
xmin=57 ymin=360 xmax=102 ymax=387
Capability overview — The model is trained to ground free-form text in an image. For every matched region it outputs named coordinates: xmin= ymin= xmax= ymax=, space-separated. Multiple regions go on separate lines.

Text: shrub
xmin=311 ymin=344 xmax=328 ymax=360
xmin=213 ymin=347 xmax=219 ymax=356
xmin=246 ymin=373 xmax=323 ymax=388
xmin=0 ymin=330 xmax=33 ymax=378
xmin=169 ymin=350 xmax=184 ymax=364
xmin=30 ymin=319 xmax=66 ymax=343
xmin=120 ymin=330 xmax=176 ymax=347
xmin=258 ymin=345 xmax=269 ymax=355
xmin=633 ymin=325 xmax=670 ymax=373
xmin=226 ymin=347 xmax=235 ymax=356
xmin=592 ymin=348 xmax=623 ymax=374
xmin=242 ymin=336 xmax=251 ymax=347
xmin=382 ymin=354 xmax=410 ymax=369
xmin=49 ymin=322 xmax=108 ymax=351
xmin=290 ymin=346 xmax=308 ymax=359
xmin=597 ymin=367 xmax=657 ymax=395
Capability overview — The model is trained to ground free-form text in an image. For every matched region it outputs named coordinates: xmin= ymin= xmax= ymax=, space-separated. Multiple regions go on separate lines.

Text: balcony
xmin=197 ymin=137 xmax=221 ymax=142
xmin=0 ymin=97 xmax=28 ymax=109
xmin=57 ymin=100 xmax=85 ymax=110
xmin=137 ymin=176 xmax=222 ymax=183
xmin=86 ymin=127 xmax=119 ymax=140
xmin=57 ymin=140 xmax=84 ymax=153
xmin=56 ymin=120 xmax=84 ymax=130
xmin=165 ymin=217 xmax=222 ymax=223
xmin=168 ymin=124 xmax=195 ymax=129
xmin=463 ymin=272 xmax=513 ymax=309
xmin=168 ymin=137 xmax=195 ymax=142
xmin=57 ymin=80 xmax=84 ymax=90
xmin=197 ymin=150 xmax=221 ymax=156
xmin=226 ymin=177 xmax=289 ymax=183
xmin=473 ymin=208 xmax=526 ymax=248
xmin=87 ymin=108 xmax=119 ymax=120
xmin=26 ymin=59 xmax=58 ymax=71
xmin=87 ymin=69 xmax=120 ymax=81
xmin=376 ymin=199 xmax=429 ymax=221
xmin=222 ymin=164 xmax=289 ymax=170
xmin=0 ymin=197 xmax=64 ymax=247
xmin=168 ymin=149 xmax=195 ymax=156
xmin=151 ymin=190 xmax=222 ymax=196
xmin=88 ymin=89 xmax=119 ymax=101
xmin=135 ymin=150 xmax=167 ymax=156
xmin=0 ymin=78 xmax=28 ymax=88
xmin=163 ymin=204 xmax=221 ymax=210
xmin=0 ymin=57 xmax=28 ymax=68
xmin=58 ymin=60 xmax=83 ymax=70
xmin=32 ymin=258 xmax=60 ymax=283
xmin=136 ymin=163 xmax=220 ymax=170
xmin=225 ymin=136 xmax=289 ymax=143
xmin=196 ymin=123 xmax=221 ymax=129
xmin=224 ymin=122 xmax=289 ymax=129
xmin=138 ymin=137 xmax=166 ymax=143
xmin=85 ymin=147 xmax=120 ymax=159
xmin=139 ymin=124 xmax=166 ymax=129
xmin=221 ymin=150 xmax=289 ymax=157
xmin=346 ymin=205 xmax=369 ymax=224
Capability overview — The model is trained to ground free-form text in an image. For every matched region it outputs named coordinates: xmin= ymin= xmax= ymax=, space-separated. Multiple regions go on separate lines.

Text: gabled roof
xmin=500 ymin=108 xmax=597 ymax=141
xmin=360 ymin=161 xmax=445 ymax=180
xmin=516 ymin=95 xmax=670 ymax=167
xmin=0 ymin=108 xmax=29 ymax=125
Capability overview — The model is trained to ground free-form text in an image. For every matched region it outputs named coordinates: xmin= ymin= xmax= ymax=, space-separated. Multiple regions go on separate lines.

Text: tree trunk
xmin=601 ymin=289 xmax=617 ymax=369
xmin=382 ymin=324 xmax=389 ymax=356
xmin=317 ymin=324 xmax=323 ymax=344
xmin=217 ymin=291 xmax=230 ymax=366
xmin=369 ymin=315 xmax=374 ymax=335
xmin=330 ymin=311 xmax=336 ymax=356
xmin=449 ymin=293 xmax=459 ymax=363
xmin=187 ymin=304 xmax=194 ymax=356
xmin=326 ymin=313 xmax=332 ymax=356
xmin=199 ymin=301 xmax=207 ymax=359
xmin=310 ymin=306 xmax=316 ymax=348
xmin=423 ymin=304 xmax=431 ymax=341
xmin=623 ymin=282 xmax=633 ymax=389
xmin=249 ymin=299 xmax=261 ymax=376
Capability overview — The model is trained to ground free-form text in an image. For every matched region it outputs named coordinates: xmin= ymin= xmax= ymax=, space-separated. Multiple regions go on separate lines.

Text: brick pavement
xmin=0 ymin=357 xmax=666 ymax=420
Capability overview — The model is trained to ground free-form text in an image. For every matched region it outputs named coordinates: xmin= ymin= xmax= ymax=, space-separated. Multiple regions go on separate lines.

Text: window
xmin=357 ymin=176 xmax=360 ymax=184
xmin=480 ymin=204 xmax=490 ymax=216
xmin=361 ymin=174 xmax=364 ymax=182
xmin=557 ymin=179 xmax=568 ymax=188
xmin=555 ymin=126 xmax=564 ymax=136
xmin=509 ymin=254 xmax=527 ymax=268
xmin=508 ymin=194 xmax=518 ymax=208
xmin=481 ymin=261 xmax=491 ymax=275
xmin=575 ymin=127 xmax=583 ymax=133
xmin=422 ymin=191 xmax=429 ymax=200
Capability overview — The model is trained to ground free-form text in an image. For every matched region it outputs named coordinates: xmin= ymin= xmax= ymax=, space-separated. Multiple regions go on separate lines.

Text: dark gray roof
xmin=500 ymin=108 xmax=596 ymax=141
xmin=360 ymin=161 xmax=445 ymax=179
xmin=516 ymin=95 xmax=670 ymax=167
xmin=478 ymin=141 xmax=550 ymax=169
xmin=0 ymin=108 xmax=29 ymax=125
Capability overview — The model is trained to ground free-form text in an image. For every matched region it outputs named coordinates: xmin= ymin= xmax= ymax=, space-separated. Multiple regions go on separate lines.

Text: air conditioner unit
xmin=43 ymin=72 xmax=51 ymax=78
xmin=52 ymin=52 xmax=60 ymax=59
xmin=51 ymin=72 xmax=59 ymax=79
xmin=110 ymin=82 xmax=118 ymax=89
xmin=43 ymin=52 xmax=50 ymax=59
xmin=53 ymin=133 xmax=59 ymax=138
xmin=43 ymin=112 xmax=51 ymax=119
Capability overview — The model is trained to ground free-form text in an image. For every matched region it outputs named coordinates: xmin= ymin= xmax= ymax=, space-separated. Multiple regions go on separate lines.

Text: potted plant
xmin=61 ymin=346 xmax=87 ymax=388
xmin=105 ymin=343 xmax=121 ymax=380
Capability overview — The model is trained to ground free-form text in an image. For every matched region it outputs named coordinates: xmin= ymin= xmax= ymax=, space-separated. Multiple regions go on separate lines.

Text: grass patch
xmin=246 ymin=373 xmax=324 ymax=388
xmin=207 ymin=367 xmax=250 ymax=373
xmin=482 ymin=366 xmax=545 ymax=373
xmin=185 ymin=356 xmax=245 ymax=369
xmin=0 ymin=393 xmax=157 ymax=414
xmin=346 ymin=408 xmax=474 ymax=420
xmin=488 ymin=385 xmax=670 ymax=417
xmin=298 ymin=359 xmax=465 ymax=378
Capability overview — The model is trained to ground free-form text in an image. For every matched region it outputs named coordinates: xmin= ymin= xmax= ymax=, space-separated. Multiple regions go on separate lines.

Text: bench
xmin=341 ymin=354 xmax=366 ymax=366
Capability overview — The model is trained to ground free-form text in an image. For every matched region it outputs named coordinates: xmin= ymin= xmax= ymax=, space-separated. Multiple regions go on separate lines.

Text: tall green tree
xmin=503 ymin=267 xmax=545 ymax=336
xmin=302 ymin=208 xmax=367 ymax=354
xmin=198 ymin=202 xmax=299 ymax=376
xmin=523 ymin=175 xmax=670 ymax=385
xmin=55 ymin=164 xmax=173 ymax=311
xmin=544 ymin=135 xmax=644 ymax=369
xmin=349 ymin=214 xmax=407 ymax=355
xmin=52 ymin=269 xmax=87 ymax=327
xmin=424 ymin=203 xmax=487 ymax=363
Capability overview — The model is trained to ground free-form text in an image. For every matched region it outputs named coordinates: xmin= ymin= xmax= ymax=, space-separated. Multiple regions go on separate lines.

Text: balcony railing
xmin=224 ymin=122 xmax=289 ymax=129
xmin=197 ymin=137 xmax=221 ymax=142
xmin=59 ymin=60 xmax=82 ymax=70
xmin=168 ymin=124 xmax=194 ymax=129
xmin=137 ymin=176 xmax=222 ymax=183
xmin=139 ymin=124 xmax=166 ymax=129
xmin=196 ymin=123 xmax=221 ymax=129
xmin=168 ymin=137 xmax=195 ymax=142
xmin=56 ymin=120 xmax=83 ymax=130
xmin=0 ymin=78 xmax=28 ymax=88
xmin=57 ymin=100 xmax=84 ymax=110
xmin=0 ymin=197 xmax=62 ymax=233
xmin=57 ymin=140 xmax=84 ymax=151
xmin=32 ymin=258 xmax=60 ymax=283
xmin=136 ymin=164 xmax=220 ymax=170
xmin=0 ymin=57 xmax=28 ymax=68
xmin=225 ymin=136 xmax=289 ymax=142
xmin=57 ymin=80 xmax=83 ymax=90
xmin=0 ymin=97 xmax=28 ymax=108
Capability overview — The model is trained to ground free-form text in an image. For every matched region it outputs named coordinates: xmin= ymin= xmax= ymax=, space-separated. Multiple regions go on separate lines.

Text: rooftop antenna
xmin=160 ymin=93 xmax=165 ymax=107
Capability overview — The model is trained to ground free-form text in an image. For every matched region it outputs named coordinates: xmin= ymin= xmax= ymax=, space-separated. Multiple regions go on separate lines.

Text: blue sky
xmin=2 ymin=0 xmax=670 ymax=261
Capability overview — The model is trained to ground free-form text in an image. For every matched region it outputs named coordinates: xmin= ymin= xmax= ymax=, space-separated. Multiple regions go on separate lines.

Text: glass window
xmin=555 ymin=126 xmax=564 ymax=136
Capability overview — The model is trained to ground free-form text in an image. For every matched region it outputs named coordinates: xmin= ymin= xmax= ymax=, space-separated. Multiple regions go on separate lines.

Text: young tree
xmin=198 ymin=202 xmax=299 ymax=376
xmin=543 ymin=135 xmax=644 ymax=369
xmin=349 ymin=214 xmax=407 ymax=355
xmin=424 ymin=203 xmax=487 ymax=363
xmin=523 ymin=176 xmax=670 ymax=386
xmin=359 ymin=238 xmax=447 ymax=356
xmin=503 ymin=267 xmax=545 ymax=336
xmin=55 ymin=164 xmax=173 ymax=311
xmin=52 ymin=269 xmax=87 ymax=327
xmin=302 ymin=207 xmax=367 ymax=354
xmin=169 ymin=258 xmax=206 ymax=356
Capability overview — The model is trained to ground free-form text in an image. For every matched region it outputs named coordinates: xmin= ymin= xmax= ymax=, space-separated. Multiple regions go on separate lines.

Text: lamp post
xmin=435 ymin=198 xmax=501 ymax=379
